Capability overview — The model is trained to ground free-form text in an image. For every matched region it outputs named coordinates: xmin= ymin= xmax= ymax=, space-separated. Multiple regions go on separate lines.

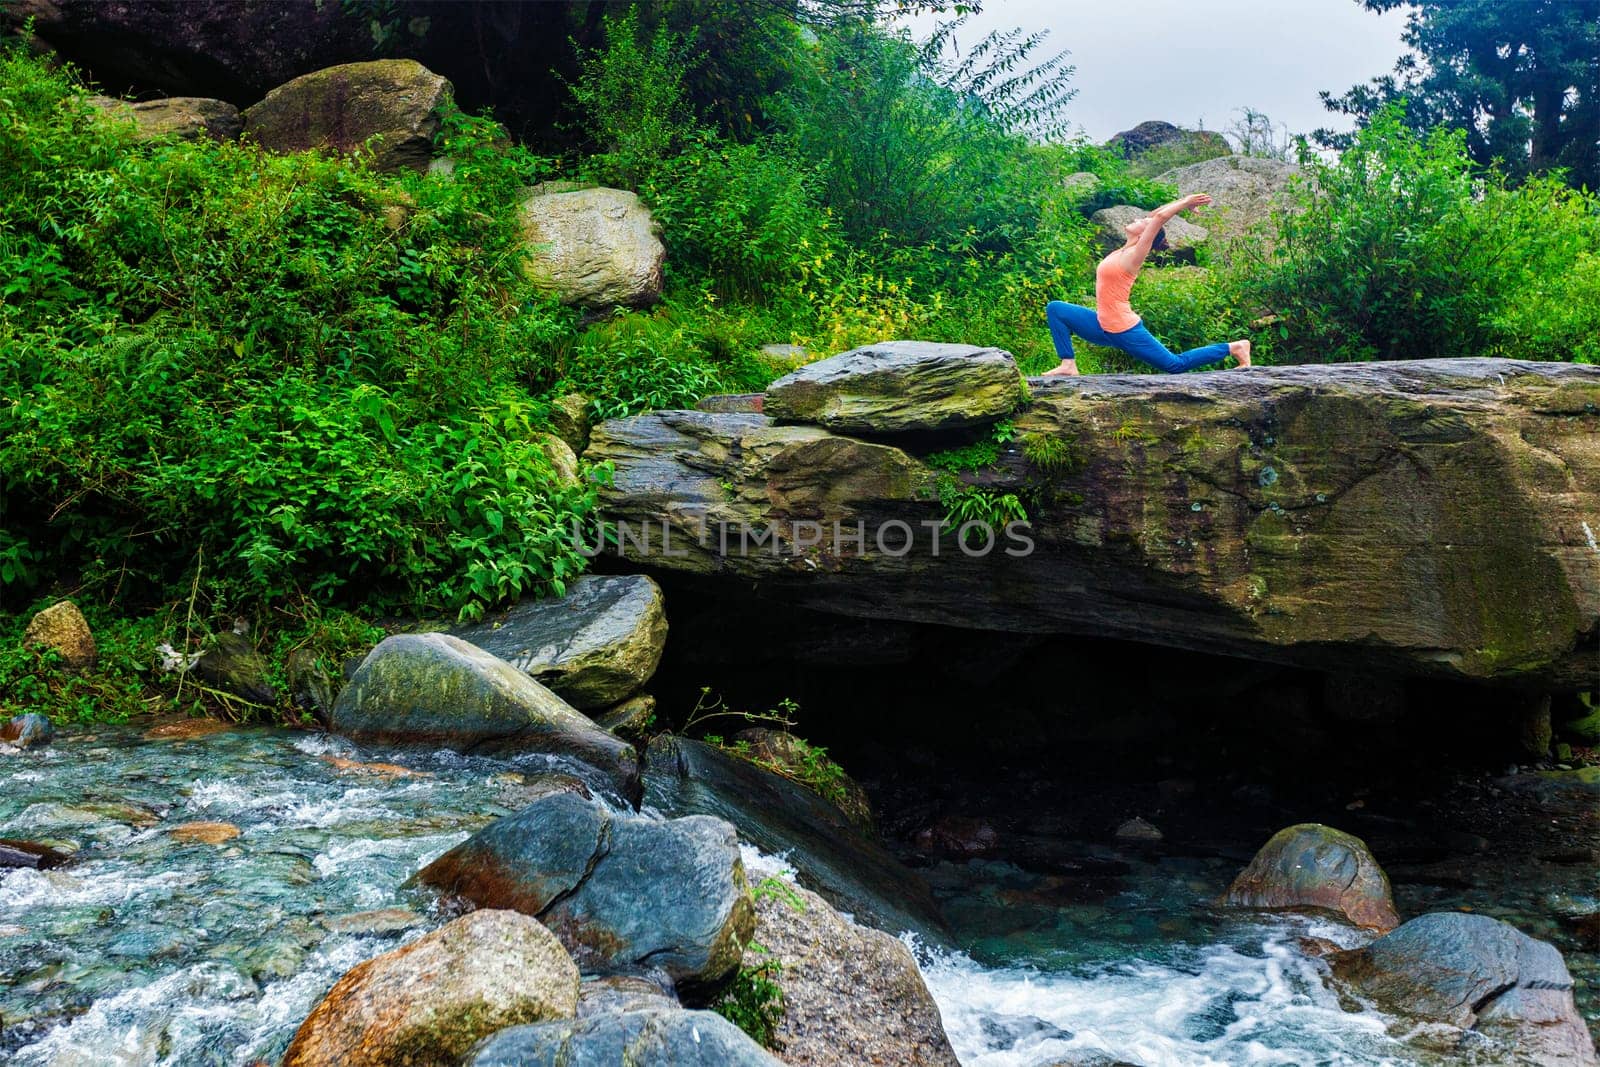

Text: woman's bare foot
xmin=1229 ymin=340 xmax=1252 ymax=368
xmin=1042 ymin=359 xmax=1080 ymax=378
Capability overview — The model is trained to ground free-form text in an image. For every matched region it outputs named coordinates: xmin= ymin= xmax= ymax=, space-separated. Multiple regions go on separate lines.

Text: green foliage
xmin=936 ymin=475 xmax=1028 ymax=544
xmin=925 ymin=418 xmax=1018 ymax=473
xmin=753 ymin=875 xmax=806 ymax=911
xmin=568 ymin=7 xmax=696 ymax=187
xmin=0 ymin=605 xmax=167 ymax=724
xmin=1049 ymin=141 xmax=1178 ymax=215
xmin=713 ymin=942 xmax=785 ymax=1049
xmin=1021 ymin=432 xmax=1079 ymax=475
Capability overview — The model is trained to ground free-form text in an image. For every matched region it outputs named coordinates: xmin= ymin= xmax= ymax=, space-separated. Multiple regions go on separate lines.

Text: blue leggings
xmin=1046 ymin=300 xmax=1231 ymax=373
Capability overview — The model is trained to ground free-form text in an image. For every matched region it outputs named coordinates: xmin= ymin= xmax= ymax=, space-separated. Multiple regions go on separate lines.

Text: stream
xmin=1 ymin=722 xmax=1595 ymax=1066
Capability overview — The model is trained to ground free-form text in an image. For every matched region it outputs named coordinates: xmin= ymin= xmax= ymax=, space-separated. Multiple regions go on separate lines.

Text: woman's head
xmin=1125 ymin=216 xmax=1169 ymax=250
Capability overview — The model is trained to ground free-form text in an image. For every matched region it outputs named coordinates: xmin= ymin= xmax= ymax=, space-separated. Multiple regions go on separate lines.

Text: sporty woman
xmin=1043 ymin=192 xmax=1250 ymax=376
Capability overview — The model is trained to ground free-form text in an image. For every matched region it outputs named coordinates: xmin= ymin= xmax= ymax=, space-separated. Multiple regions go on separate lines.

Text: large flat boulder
xmin=284 ymin=909 xmax=578 ymax=1067
xmin=752 ymin=882 xmax=958 ymax=1066
xmin=1221 ymin=823 xmax=1399 ymax=932
xmin=585 ymin=360 xmax=1600 ymax=686
xmin=89 ymin=95 xmax=243 ymax=141
xmin=765 ymin=341 xmax=1023 ymax=434
xmin=330 ymin=633 xmax=637 ymax=796
xmin=243 ymin=59 xmax=450 ymax=172
xmin=465 ymin=1009 xmax=782 ymax=1066
xmin=517 ymin=186 xmax=665 ymax=309
xmin=1156 ymin=154 xmax=1300 ymax=247
xmin=1330 ymin=912 xmax=1598 ymax=1066
xmin=415 ymin=791 xmax=753 ymax=987
xmin=449 ymin=575 xmax=667 ymax=710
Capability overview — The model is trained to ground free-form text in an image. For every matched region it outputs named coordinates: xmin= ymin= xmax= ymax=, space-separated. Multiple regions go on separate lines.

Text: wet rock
xmin=587 ymin=360 xmax=1600 ymax=686
xmin=169 ymin=821 xmax=240 ymax=845
xmin=24 ymin=600 xmax=96 ymax=670
xmin=331 ymin=633 xmax=637 ymax=796
xmin=244 ymin=59 xmax=451 ymax=173
xmin=576 ymin=974 xmax=679 ymax=1018
xmin=321 ymin=908 xmax=423 ymax=936
xmin=1516 ymin=692 xmax=1554 ymax=760
xmin=752 ymin=882 xmax=958 ymax=1066
xmin=1330 ymin=912 xmax=1598 ymax=1066
xmin=193 ymin=630 xmax=279 ymax=709
xmin=1221 ymin=823 xmax=1399 ymax=932
xmin=416 ymin=790 xmax=753 ymax=987
xmin=643 ymin=736 xmax=946 ymax=939
xmin=1091 ymin=205 xmax=1207 ymax=262
xmin=547 ymin=393 xmax=592 ymax=456
xmin=765 ymin=340 xmax=1023 ymax=434
xmin=517 ymin=186 xmax=665 ymax=309
xmin=88 ymin=94 xmax=242 ymax=140
xmin=2 ymin=713 xmax=54 ymax=749
xmin=285 ymin=909 xmax=578 ymax=1067
xmin=915 ymin=815 xmax=1000 ymax=858
xmin=1114 ymin=817 xmax=1163 ymax=842
xmin=697 ymin=393 xmax=767 ymax=414
xmin=449 ymin=575 xmax=668 ymax=710
xmin=0 ymin=840 xmax=69 ymax=870
xmin=730 ymin=728 xmax=873 ymax=832
xmin=596 ymin=692 xmax=657 ymax=740
xmin=142 ymin=717 xmax=234 ymax=741
xmin=286 ymin=647 xmax=338 ymax=726
xmin=320 ymin=755 xmax=428 ymax=779
xmin=465 ymin=1008 xmax=781 ymax=1066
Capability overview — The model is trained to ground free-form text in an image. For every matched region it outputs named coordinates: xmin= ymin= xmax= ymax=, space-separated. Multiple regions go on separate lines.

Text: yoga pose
xmin=1043 ymin=192 xmax=1250 ymax=376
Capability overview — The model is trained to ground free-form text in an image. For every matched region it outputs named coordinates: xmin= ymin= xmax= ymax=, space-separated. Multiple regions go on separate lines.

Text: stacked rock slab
xmin=585 ymin=356 xmax=1600 ymax=686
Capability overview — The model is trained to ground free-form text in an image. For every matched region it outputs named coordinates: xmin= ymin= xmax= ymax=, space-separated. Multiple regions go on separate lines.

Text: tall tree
xmin=1318 ymin=0 xmax=1600 ymax=188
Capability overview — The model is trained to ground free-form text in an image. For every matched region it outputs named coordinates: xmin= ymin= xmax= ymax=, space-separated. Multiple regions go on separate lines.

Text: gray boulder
xmin=517 ymin=186 xmax=665 ymax=309
xmin=1155 ymin=154 xmax=1300 ymax=247
xmin=1090 ymin=205 xmax=1208 ymax=262
xmin=89 ymin=95 xmax=242 ymax=141
xmin=1331 ymin=912 xmax=1598 ymax=1066
xmin=1221 ymin=823 xmax=1400 ymax=932
xmin=283 ymin=909 xmax=579 ymax=1067
xmin=1106 ymin=120 xmax=1230 ymax=162
xmin=752 ymin=882 xmax=958 ymax=1066
xmin=243 ymin=59 xmax=451 ymax=173
xmin=330 ymin=633 xmax=637 ymax=796
xmin=465 ymin=1009 xmax=782 ymax=1066
xmin=449 ymin=575 xmax=668 ymax=710
xmin=643 ymin=735 xmax=945 ymax=940
xmin=765 ymin=341 xmax=1023 ymax=435
xmin=416 ymin=790 xmax=753 ymax=987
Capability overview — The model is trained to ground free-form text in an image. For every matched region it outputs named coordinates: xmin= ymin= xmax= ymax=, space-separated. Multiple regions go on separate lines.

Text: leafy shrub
xmin=567 ymin=7 xmax=696 ymax=187
xmin=713 ymin=944 xmax=785 ymax=1048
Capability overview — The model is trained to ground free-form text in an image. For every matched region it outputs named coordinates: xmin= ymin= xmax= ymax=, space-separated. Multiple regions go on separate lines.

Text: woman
xmin=1043 ymin=192 xmax=1250 ymax=376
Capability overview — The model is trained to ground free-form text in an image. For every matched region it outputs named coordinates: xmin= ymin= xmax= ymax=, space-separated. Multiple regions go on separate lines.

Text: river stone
xmin=517 ymin=186 xmax=665 ymax=309
xmin=576 ymin=974 xmax=679 ymax=1018
xmin=243 ymin=59 xmax=451 ymax=173
xmin=1090 ymin=205 xmax=1208 ymax=262
xmin=586 ymin=360 xmax=1600 ymax=687
xmin=643 ymin=735 xmax=946 ymax=940
xmin=1222 ymin=823 xmax=1399 ymax=932
xmin=596 ymin=692 xmax=656 ymax=739
xmin=465 ymin=1008 xmax=782 ymax=1066
xmin=284 ymin=909 xmax=578 ymax=1067
xmin=331 ymin=633 xmax=637 ymax=796
xmin=2 ymin=713 xmax=54 ymax=749
xmin=88 ymin=94 xmax=242 ymax=141
xmin=1330 ymin=913 xmax=1599 ymax=1066
xmin=765 ymin=341 xmax=1023 ymax=434
xmin=416 ymin=790 xmax=753 ymax=987
xmin=24 ymin=600 xmax=96 ymax=670
xmin=193 ymin=630 xmax=279 ymax=709
xmin=449 ymin=575 xmax=668 ymax=710
xmin=753 ymin=882 xmax=958 ymax=1066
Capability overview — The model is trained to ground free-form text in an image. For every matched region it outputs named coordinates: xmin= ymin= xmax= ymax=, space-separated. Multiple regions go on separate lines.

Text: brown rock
xmin=170 ymin=821 xmax=240 ymax=845
xmin=243 ymin=60 xmax=451 ymax=173
xmin=284 ymin=909 xmax=578 ymax=1067
xmin=143 ymin=717 xmax=233 ymax=741
xmin=88 ymin=94 xmax=242 ymax=141
xmin=1222 ymin=823 xmax=1399 ymax=932
xmin=24 ymin=600 xmax=96 ymax=670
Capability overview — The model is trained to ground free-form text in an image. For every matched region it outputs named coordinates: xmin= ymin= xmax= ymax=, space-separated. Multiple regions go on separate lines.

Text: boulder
xmin=536 ymin=432 xmax=581 ymax=489
xmin=547 ymin=393 xmax=593 ymax=456
xmin=1330 ymin=912 xmax=1598 ymax=1066
xmin=643 ymin=735 xmax=945 ymax=939
xmin=585 ymin=360 xmax=1600 ymax=687
xmin=1090 ymin=205 xmax=1208 ymax=263
xmin=1222 ymin=823 xmax=1399 ymax=932
xmin=1558 ymin=702 xmax=1600 ymax=745
xmin=2 ymin=713 xmax=54 ymax=749
xmin=193 ymin=629 xmax=279 ymax=708
xmin=1155 ymin=154 xmax=1300 ymax=246
xmin=243 ymin=59 xmax=451 ymax=173
xmin=696 ymin=393 xmax=767 ymax=414
xmin=730 ymin=728 xmax=873 ymax=832
xmin=0 ymin=839 xmax=69 ymax=869
xmin=766 ymin=341 xmax=1022 ymax=435
xmin=284 ymin=909 xmax=579 ymax=1067
xmin=464 ymin=1009 xmax=782 ymax=1066
xmin=1106 ymin=119 xmax=1230 ymax=162
xmin=517 ymin=186 xmax=665 ymax=309
xmin=415 ymin=790 xmax=753 ymax=987
xmin=596 ymin=692 xmax=657 ymax=739
xmin=24 ymin=600 xmax=96 ymax=670
xmin=751 ymin=882 xmax=958 ymax=1066
xmin=448 ymin=575 xmax=668 ymax=710
xmin=330 ymin=633 xmax=637 ymax=796
xmin=1061 ymin=171 xmax=1102 ymax=198
xmin=577 ymin=974 xmax=678 ymax=1018
xmin=88 ymin=94 xmax=242 ymax=140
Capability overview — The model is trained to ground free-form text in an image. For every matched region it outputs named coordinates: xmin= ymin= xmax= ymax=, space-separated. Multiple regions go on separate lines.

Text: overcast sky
xmin=900 ymin=0 xmax=1412 ymax=143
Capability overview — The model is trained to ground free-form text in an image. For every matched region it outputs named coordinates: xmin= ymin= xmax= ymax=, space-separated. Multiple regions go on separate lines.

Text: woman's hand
xmin=1181 ymin=193 xmax=1213 ymax=211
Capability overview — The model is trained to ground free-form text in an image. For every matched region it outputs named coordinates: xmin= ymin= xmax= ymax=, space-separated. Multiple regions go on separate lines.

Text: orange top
xmin=1095 ymin=253 xmax=1140 ymax=333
